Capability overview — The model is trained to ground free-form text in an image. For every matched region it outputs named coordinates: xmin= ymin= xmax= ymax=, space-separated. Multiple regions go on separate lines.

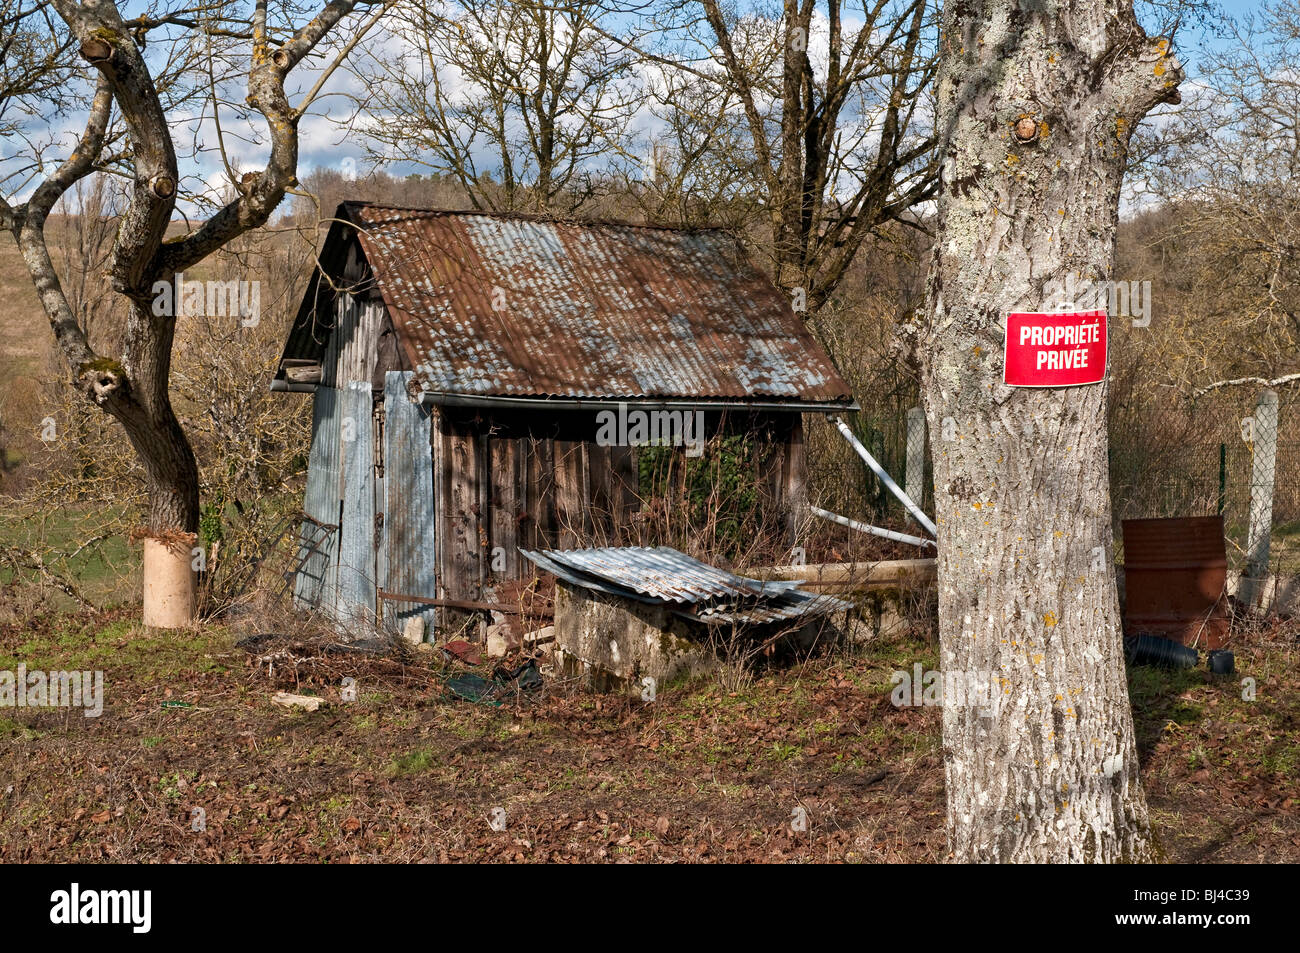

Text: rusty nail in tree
xmin=79 ymin=36 xmax=114 ymax=64
xmin=1014 ymin=116 xmax=1039 ymax=142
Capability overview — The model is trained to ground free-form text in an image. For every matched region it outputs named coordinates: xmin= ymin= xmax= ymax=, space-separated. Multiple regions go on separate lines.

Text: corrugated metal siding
xmin=339 ymin=204 xmax=853 ymax=404
xmin=520 ymin=546 xmax=851 ymax=623
xmin=336 ymin=382 xmax=376 ymax=625
xmin=334 ymin=295 xmax=384 ymax=387
xmin=381 ymin=371 xmax=438 ymax=632
xmin=295 ymin=386 xmax=341 ymax=610
xmin=526 ymin=546 xmax=773 ymax=603
xmin=375 ymin=461 xmax=386 ymax=615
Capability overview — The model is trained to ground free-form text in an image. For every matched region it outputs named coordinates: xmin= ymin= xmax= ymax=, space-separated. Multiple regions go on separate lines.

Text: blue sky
xmin=286 ymin=0 xmax=1286 ymax=190
xmin=3 ymin=1 xmax=1286 ymax=213
xmin=1177 ymin=0 xmax=1270 ymax=62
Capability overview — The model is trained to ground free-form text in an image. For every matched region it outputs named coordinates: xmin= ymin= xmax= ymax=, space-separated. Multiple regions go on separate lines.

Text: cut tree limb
xmin=1194 ymin=372 xmax=1300 ymax=396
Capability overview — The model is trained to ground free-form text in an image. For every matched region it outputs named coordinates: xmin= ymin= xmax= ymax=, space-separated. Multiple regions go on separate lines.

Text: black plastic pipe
xmin=1124 ymin=634 xmax=1200 ymax=669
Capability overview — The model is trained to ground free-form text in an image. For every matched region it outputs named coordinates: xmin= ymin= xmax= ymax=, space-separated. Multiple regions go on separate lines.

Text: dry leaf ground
xmin=0 ymin=609 xmax=1295 ymax=863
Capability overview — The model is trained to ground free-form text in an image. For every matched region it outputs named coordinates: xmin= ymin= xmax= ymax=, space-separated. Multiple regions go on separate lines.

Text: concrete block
xmin=552 ymin=583 xmax=715 ymax=691
xmin=485 ymin=624 xmax=510 ymax=658
xmin=401 ymin=616 xmax=426 ymax=647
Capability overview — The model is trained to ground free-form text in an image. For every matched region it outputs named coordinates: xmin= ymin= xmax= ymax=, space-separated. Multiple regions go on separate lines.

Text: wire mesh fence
xmin=1111 ymin=387 xmax=1300 ymax=578
xmin=810 ymin=383 xmax=1300 ymax=581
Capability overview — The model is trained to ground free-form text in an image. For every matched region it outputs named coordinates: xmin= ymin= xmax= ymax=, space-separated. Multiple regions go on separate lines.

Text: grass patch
xmin=389 ymin=748 xmax=437 ymax=776
xmin=0 ymin=715 xmax=41 ymax=740
xmin=1261 ymin=743 xmax=1300 ymax=779
xmin=0 ymin=614 xmax=233 ymax=678
xmin=0 ymin=503 xmax=138 ymax=605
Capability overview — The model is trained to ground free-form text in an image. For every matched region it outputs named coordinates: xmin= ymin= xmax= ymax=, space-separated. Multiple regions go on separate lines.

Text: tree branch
xmin=1194 ymin=373 xmax=1300 ymax=397
xmin=155 ymin=0 xmax=369 ymax=275
xmin=10 ymin=75 xmax=113 ymax=377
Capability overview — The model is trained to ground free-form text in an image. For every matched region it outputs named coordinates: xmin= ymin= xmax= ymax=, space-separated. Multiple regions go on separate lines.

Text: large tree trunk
xmin=116 ymin=296 xmax=200 ymax=534
xmin=79 ymin=295 xmax=199 ymax=627
xmin=3 ymin=1 xmax=371 ymax=627
xmin=919 ymin=1 xmax=1182 ymax=862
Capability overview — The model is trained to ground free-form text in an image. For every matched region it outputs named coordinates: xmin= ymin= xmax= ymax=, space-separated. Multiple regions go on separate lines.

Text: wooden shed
xmin=272 ymin=203 xmax=854 ymax=634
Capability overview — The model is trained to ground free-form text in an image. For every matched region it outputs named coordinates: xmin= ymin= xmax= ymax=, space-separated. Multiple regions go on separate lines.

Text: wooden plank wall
xmin=429 ymin=408 xmax=802 ymax=605
xmin=488 ymin=436 xmax=524 ymax=580
xmin=334 ymin=296 xmax=383 ymax=388
xmin=433 ymin=409 xmax=641 ymax=604
xmin=434 ymin=409 xmax=483 ymax=605
xmin=754 ymin=413 xmax=806 ymax=545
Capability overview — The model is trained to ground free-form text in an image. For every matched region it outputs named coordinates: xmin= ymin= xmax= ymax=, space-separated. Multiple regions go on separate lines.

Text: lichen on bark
xmin=919 ymin=0 xmax=1184 ymax=863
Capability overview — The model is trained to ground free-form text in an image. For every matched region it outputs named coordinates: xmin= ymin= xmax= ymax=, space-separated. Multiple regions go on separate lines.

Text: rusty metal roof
xmin=278 ymin=203 xmax=853 ymax=407
xmin=520 ymin=546 xmax=851 ymax=624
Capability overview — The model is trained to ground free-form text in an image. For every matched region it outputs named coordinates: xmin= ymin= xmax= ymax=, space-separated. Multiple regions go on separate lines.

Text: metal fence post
xmin=1218 ymin=443 xmax=1226 ymax=515
xmin=1243 ymin=389 xmax=1279 ymax=607
xmin=906 ymin=407 xmax=926 ymax=523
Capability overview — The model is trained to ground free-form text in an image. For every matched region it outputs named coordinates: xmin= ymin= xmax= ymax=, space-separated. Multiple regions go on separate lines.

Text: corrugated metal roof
xmin=543 ymin=546 xmax=762 ymax=603
xmin=520 ymin=546 xmax=851 ymax=624
xmin=692 ymin=588 xmax=850 ymax=625
xmin=278 ymin=203 xmax=853 ymax=406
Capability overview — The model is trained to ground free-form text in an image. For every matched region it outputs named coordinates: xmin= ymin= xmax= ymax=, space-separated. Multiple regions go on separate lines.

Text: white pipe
xmin=810 ymin=505 xmax=936 ymax=549
xmin=830 ymin=415 xmax=938 ymax=537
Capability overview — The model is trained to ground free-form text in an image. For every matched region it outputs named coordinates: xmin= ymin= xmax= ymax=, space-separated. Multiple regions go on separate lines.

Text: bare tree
xmin=0 ymin=0 xmax=76 ymax=140
xmin=918 ymin=0 xmax=1183 ymax=862
xmin=0 ymin=0 xmax=390 ymax=625
xmin=1140 ymin=0 xmax=1300 ymax=395
xmin=352 ymin=0 xmax=640 ymax=213
xmin=52 ymin=174 xmax=127 ymax=351
xmin=627 ymin=62 xmax=760 ymax=229
xmin=637 ymin=0 xmax=938 ymax=308
xmin=45 ymin=174 xmax=128 ymax=490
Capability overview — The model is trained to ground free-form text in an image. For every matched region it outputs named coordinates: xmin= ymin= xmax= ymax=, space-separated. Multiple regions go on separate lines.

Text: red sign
xmin=1003 ymin=310 xmax=1107 ymax=387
